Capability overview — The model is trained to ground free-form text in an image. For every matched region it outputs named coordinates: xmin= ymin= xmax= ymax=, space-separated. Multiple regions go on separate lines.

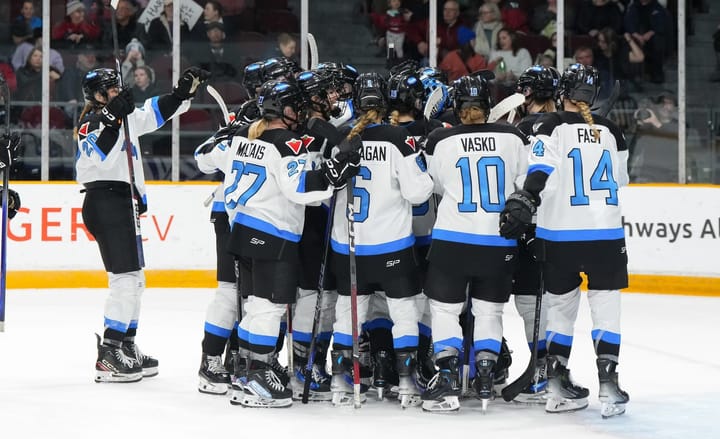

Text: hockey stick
xmin=487 ymin=93 xmax=525 ymax=124
xmin=287 ymin=304 xmax=294 ymax=376
xmin=308 ymin=33 xmax=319 ymax=70
xmin=206 ymin=84 xmax=230 ymax=126
xmin=461 ymin=291 xmax=473 ymax=395
xmin=110 ymin=0 xmax=145 ymax=267
xmin=347 ymin=174 xmax=362 ymax=409
xmin=501 ymin=264 xmax=543 ymax=402
xmin=423 ymin=86 xmax=445 ymax=120
xmin=0 ymin=72 xmax=10 ymax=332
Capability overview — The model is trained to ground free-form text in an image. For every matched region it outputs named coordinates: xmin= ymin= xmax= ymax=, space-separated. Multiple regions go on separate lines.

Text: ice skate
xmin=597 ymin=358 xmax=629 ymax=419
xmin=330 ymin=350 xmax=369 ymax=406
xmin=372 ymin=350 xmax=398 ymax=401
xmin=290 ymin=362 xmax=332 ymax=401
xmin=492 ymin=338 xmax=512 ymax=390
xmin=229 ymin=354 xmax=248 ymax=405
xmin=421 ymin=352 xmax=461 ymax=413
xmin=270 ymin=352 xmax=290 ymax=387
xmin=94 ymin=334 xmax=142 ymax=383
xmin=544 ymin=356 xmax=589 ymax=413
xmin=473 ymin=357 xmax=495 ymax=413
xmin=122 ymin=342 xmax=159 ymax=378
xmin=513 ymin=357 xmax=548 ymax=404
xmin=396 ymin=352 xmax=422 ymax=408
xmin=238 ymin=356 xmax=293 ymax=408
xmin=198 ymin=353 xmax=231 ymax=395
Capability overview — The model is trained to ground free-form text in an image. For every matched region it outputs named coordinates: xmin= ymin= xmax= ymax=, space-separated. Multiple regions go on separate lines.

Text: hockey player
xmin=499 ymin=64 xmax=630 ymax=418
xmin=77 ymin=66 xmax=210 ymax=383
xmin=1 ymin=131 xmax=22 ymax=220
xmin=195 ymin=79 xmax=360 ymax=408
xmin=508 ymin=64 xmax=560 ymax=404
xmin=422 ymin=75 xmax=529 ymax=412
xmin=316 ymin=62 xmax=359 ymax=127
xmin=328 ymin=72 xmax=434 ymax=407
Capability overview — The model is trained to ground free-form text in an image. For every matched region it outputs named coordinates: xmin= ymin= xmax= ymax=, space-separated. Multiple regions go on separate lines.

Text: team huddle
xmin=78 ymin=55 xmax=630 ymax=418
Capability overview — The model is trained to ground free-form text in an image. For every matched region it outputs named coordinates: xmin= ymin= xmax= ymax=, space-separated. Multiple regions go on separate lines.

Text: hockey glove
xmin=100 ymin=88 xmax=135 ymax=129
xmin=321 ymin=149 xmax=361 ymax=187
xmin=173 ymin=67 xmax=212 ymax=100
xmin=235 ymin=100 xmax=261 ymax=125
xmin=499 ymin=190 xmax=537 ymax=239
xmin=6 ymin=187 xmax=21 ymax=219
xmin=0 ymin=132 xmax=21 ymax=168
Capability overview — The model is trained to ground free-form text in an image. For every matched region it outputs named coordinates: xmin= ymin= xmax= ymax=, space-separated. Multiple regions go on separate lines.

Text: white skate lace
xmin=312 ymin=364 xmax=330 ymax=384
xmin=207 ymin=355 xmax=228 ymax=374
xmin=425 ymin=372 xmax=441 ymax=391
xmin=264 ymin=369 xmax=285 ymax=392
xmin=114 ymin=349 xmax=136 ymax=368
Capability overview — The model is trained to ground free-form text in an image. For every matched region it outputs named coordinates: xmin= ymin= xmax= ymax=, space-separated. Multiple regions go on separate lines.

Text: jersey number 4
xmin=225 ymin=160 xmax=267 ymax=209
xmin=567 ymin=148 xmax=618 ymax=206
xmin=456 ymin=156 xmax=506 ymax=213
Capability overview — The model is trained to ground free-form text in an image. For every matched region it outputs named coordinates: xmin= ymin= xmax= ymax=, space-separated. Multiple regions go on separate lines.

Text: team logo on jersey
xmin=405 ymin=136 xmax=416 ymax=151
xmin=301 ymin=135 xmax=315 ymax=149
xmin=78 ymin=122 xmax=90 ymax=137
xmin=532 ymin=122 xmax=543 ymax=133
xmin=228 ymin=112 xmax=237 ymax=123
xmin=285 ymin=138 xmax=303 ymax=154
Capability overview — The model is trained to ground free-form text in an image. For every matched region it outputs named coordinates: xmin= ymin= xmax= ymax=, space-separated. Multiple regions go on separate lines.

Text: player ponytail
xmin=458 ymin=106 xmax=486 ymax=125
xmin=388 ymin=110 xmax=401 ymax=126
xmin=348 ymin=109 xmax=385 ymax=140
xmin=534 ymin=98 xmax=556 ymax=114
xmin=74 ymin=102 xmax=94 ymax=141
xmin=575 ymin=100 xmax=600 ymax=141
xmin=248 ymin=118 xmax=270 ymax=141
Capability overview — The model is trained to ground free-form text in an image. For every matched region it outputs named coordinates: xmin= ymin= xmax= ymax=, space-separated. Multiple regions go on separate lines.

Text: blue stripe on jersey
xmin=433 ymin=337 xmax=463 ymax=353
xmin=418 ymin=322 xmax=431 ymax=337
xmin=104 ymin=317 xmax=129 ymax=333
xmin=237 ymin=326 xmax=249 ymax=342
xmin=204 ymin=322 xmax=232 ymax=338
xmin=474 ymin=338 xmax=502 ymax=354
xmin=318 ymin=331 xmax=332 ymax=341
xmin=547 ymin=331 xmax=573 ymax=347
xmin=296 ymin=171 xmax=307 ymax=193
xmin=415 ymin=235 xmax=431 ymax=247
xmin=233 ymin=212 xmax=302 ymax=242
xmin=591 ymin=329 xmax=621 ymax=345
xmin=333 ymin=332 xmax=353 ymax=348
xmin=528 ymin=163 xmax=554 ymax=176
xmin=212 ymin=201 xmax=225 ymax=212
xmin=365 ymin=318 xmax=393 ymax=331
xmin=331 ymin=235 xmax=415 ymax=256
xmin=128 ymin=319 xmax=138 ymax=329
xmin=528 ymin=339 xmax=547 ymax=351
xmin=536 ymin=227 xmax=625 ymax=242
xmin=248 ymin=332 xmax=278 ymax=348
xmin=394 ymin=335 xmax=419 ymax=349
xmin=150 ymin=96 xmax=165 ymax=127
xmin=432 ymin=229 xmax=517 ymax=247
xmin=293 ymin=330 xmax=313 ymax=343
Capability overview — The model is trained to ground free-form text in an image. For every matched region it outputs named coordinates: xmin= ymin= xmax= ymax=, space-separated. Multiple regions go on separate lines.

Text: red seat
xmin=180 ymin=109 xmax=214 ymax=131
xmin=256 ymin=10 xmax=299 ymax=33
xmin=20 ymin=106 xmax=66 ymax=129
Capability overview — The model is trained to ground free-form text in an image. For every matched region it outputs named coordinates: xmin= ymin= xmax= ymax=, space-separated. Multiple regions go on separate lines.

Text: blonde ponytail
xmin=347 ymin=109 xmax=385 ymax=140
xmin=459 ymin=106 xmax=486 ymax=125
xmin=389 ymin=110 xmax=400 ymax=126
xmin=576 ymin=101 xmax=600 ymax=141
xmin=74 ymin=102 xmax=94 ymax=141
xmin=248 ymin=118 xmax=269 ymax=141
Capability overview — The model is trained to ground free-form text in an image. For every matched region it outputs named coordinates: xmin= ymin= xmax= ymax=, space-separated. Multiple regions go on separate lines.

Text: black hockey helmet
xmin=452 ymin=75 xmax=492 ymax=118
xmin=558 ymin=63 xmax=599 ymax=105
xmin=353 ymin=72 xmax=387 ymax=112
xmin=297 ymin=69 xmax=338 ymax=117
xmin=317 ymin=62 xmax=358 ymax=99
xmin=242 ymin=61 xmax=265 ymax=98
xmin=516 ymin=65 xmax=559 ymax=100
xmin=262 ymin=57 xmax=302 ymax=82
xmin=417 ymin=66 xmax=448 ymax=85
xmin=257 ymin=79 xmax=306 ymax=120
xmin=82 ymin=68 xmax=119 ymax=105
xmin=386 ymin=72 xmax=424 ymax=114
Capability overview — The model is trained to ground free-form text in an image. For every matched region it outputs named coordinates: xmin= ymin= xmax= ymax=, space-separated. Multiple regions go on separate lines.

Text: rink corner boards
xmin=4 ymin=270 xmax=720 ymax=297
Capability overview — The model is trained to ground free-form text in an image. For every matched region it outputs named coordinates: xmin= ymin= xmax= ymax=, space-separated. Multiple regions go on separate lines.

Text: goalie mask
xmin=417 ymin=66 xmax=448 ymax=85
xmin=452 ymin=75 xmax=492 ymax=119
xmin=82 ymin=68 xmax=119 ymax=106
xmin=558 ymin=63 xmax=599 ymax=106
xmin=297 ymin=69 xmax=340 ymax=118
xmin=387 ymin=72 xmax=424 ymax=115
xmin=353 ymin=72 xmax=387 ymax=112
xmin=258 ymin=80 xmax=306 ymax=126
xmin=516 ymin=65 xmax=559 ymax=101
xmin=421 ymin=77 xmax=450 ymax=116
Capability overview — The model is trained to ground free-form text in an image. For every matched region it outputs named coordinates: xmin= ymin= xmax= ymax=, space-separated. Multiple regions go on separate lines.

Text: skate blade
xmin=198 ymin=377 xmax=229 ymax=395
xmin=513 ymin=391 xmax=548 ymax=405
xmin=601 ymin=402 xmax=626 ymax=419
xmin=292 ymin=389 xmax=332 ymax=401
xmin=239 ymin=393 xmax=293 ymax=408
xmin=421 ymin=396 xmax=460 ymax=413
xmin=142 ymin=367 xmax=159 ymax=378
xmin=331 ymin=391 xmax=367 ymax=406
xmin=94 ymin=370 xmax=143 ymax=383
xmin=545 ymin=397 xmax=589 ymax=413
xmin=399 ymin=394 xmax=423 ymax=409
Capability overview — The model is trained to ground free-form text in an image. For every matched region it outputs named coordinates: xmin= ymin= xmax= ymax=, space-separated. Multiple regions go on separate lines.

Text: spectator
xmin=51 ymin=0 xmax=101 ymax=49
xmin=186 ymin=0 xmax=225 ymax=41
xmin=12 ymin=32 xmax=65 ymax=76
xmin=143 ymin=0 xmax=174 ymax=52
xmin=593 ymin=28 xmax=645 ymax=98
xmin=529 ymin=0 xmax=557 ymax=38
xmin=131 ymin=65 xmax=157 ymax=103
xmin=193 ymin=22 xmax=238 ymax=81
xmin=56 ymin=45 xmax=102 ymax=104
xmin=624 ymin=0 xmax=672 ymax=84
xmin=15 ymin=48 xmax=61 ymax=101
xmin=575 ymin=0 xmax=624 ymax=37
xmin=490 ymin=28 xmax=532 ymax=83
xmin=536 ymin=53 xmax=555 ymax=68
xmin=122 ymin=38 xmax=147 ymax=87
xmin=11 ymin=0 xmax=42 ymax=46
xmin=573 ymin=45 xmax=594 ymax=67
xmin=273 ymin=33 xmax=298 ymax=64
xmin=485 ymin=0 xmax=529 ymax=34
xmin=101 ymin=0 xmax=139 ymax=49
xmin=473 ymin=2 xmax=504 ymax=58
xmin=440 ymin=26 xmax=496 ymax=81
xmin=407 ymin=0 xmax=465 ymax=63
xmin=371 ymin=0 xmax=411 ymax=59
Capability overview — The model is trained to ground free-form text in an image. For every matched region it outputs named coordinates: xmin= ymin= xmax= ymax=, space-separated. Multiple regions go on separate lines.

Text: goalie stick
xmin=0 ymin=71 xmax=10 ymax=331
xmin=487 ymin=93 xmax=525 ymax=124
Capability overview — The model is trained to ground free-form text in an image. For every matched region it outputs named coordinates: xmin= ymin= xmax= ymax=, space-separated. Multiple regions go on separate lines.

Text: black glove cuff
xmin=507 ymin=190 xmax=538 ymax=213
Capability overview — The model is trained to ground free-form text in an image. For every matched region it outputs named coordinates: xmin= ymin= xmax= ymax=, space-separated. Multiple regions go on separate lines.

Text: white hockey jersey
xmin=330 ymin=123 xmax=433 ymax=256
xmin=425 ymin=123 xmax=529 ymax=247
xmin=195 ymin=125 xmax=333 ymax=258
xmin=76 ymin=96 xmax=190 ymax=204
xmin=528 ymin=111 xmax=629 ymax=242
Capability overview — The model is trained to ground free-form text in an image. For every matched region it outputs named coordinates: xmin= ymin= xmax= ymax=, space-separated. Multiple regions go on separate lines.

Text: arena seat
xmin=256 ymin=9 xmax=299 ymax=33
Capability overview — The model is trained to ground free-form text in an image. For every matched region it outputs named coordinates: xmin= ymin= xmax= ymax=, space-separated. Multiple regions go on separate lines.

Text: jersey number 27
xmin=225 ymin=160 xmax=267 ymax=209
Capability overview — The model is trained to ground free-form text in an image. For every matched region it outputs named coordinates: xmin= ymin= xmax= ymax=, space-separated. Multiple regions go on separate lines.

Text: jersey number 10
xmin=455 ymin=156 xmax=506 ymax=213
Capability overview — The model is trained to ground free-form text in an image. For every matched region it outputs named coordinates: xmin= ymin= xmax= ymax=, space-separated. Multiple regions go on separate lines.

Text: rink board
xmin=4 ymin=182 xmax=720 ymax=295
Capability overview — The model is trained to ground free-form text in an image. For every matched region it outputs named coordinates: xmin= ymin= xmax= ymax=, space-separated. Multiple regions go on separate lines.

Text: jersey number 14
xmin=567 ymin=148 xmax=618 ymax=206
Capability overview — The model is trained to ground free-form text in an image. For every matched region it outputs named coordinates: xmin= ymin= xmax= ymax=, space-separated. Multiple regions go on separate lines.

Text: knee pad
xmin=587 ymin=289 xmax=621 ymax=356
xmin=105 ymin=271 xmax=144 ymax=332
xmin=387 ymin=295 xmax=420 ymax=349
xmin=368 ymin=291 xmax=390 ymax=321
xmin=319 ymin=290 xmax=337 ymax=334
xmin=471 ymin=299 xmax=504 ymax=354
xmin=293 ymin=288 xmax=317 ymax=338
xmin=246 ymin=297 xmax=286 ymax=349
xmin=205 ymin=281 xmax=238 ymax=331
xmin=514 ymin=294 xmax=547 ymax=343
xmin=332 ymin=294 xmax=370 ymax=347
xmin=545 ymin=287 xmax=581 ymax=344
xmin=429 ymin=299 xmax=464 ymax=353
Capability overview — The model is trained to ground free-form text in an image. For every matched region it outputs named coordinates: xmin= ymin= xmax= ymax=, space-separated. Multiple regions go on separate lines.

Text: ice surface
xmin=0 ymin=289 xmax=718 ymax=439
